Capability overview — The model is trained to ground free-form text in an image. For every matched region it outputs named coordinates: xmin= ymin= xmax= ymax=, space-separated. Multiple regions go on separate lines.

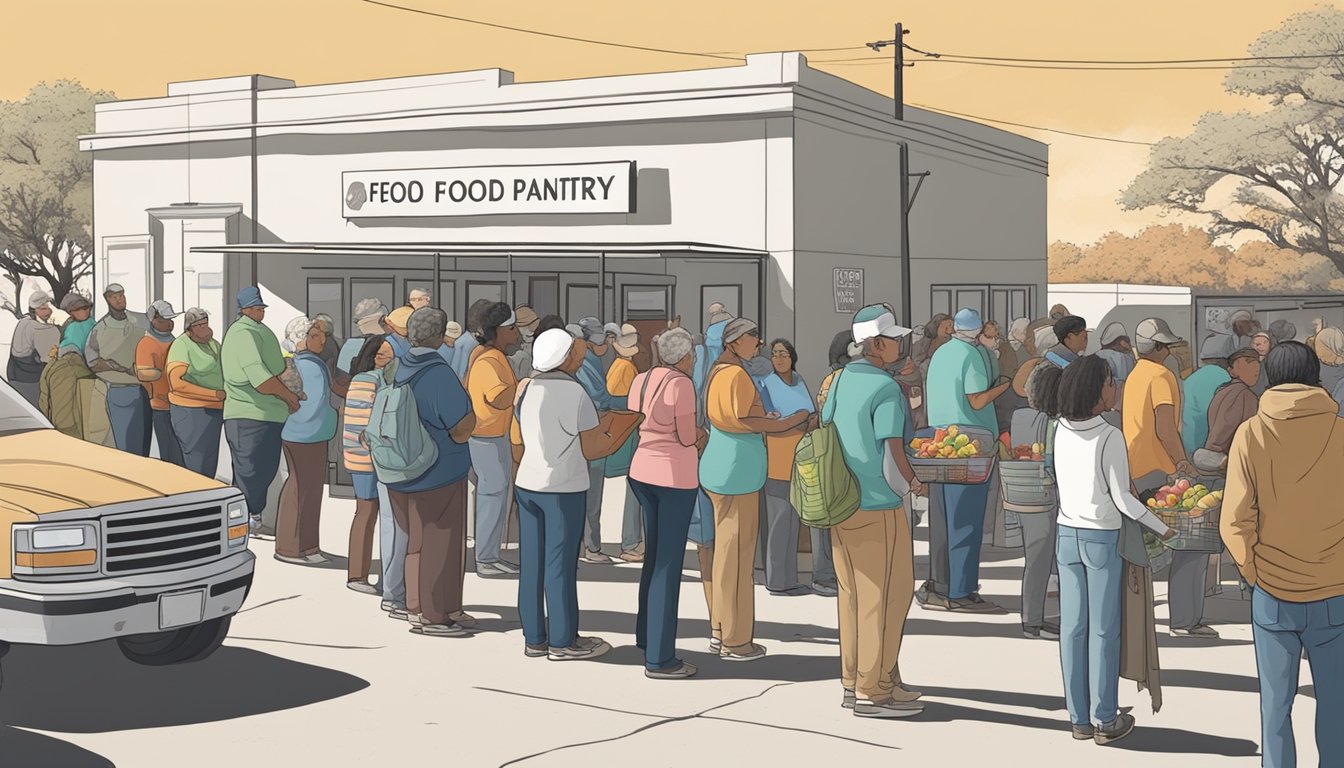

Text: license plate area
xmin=158 ymin=589 xmax=205 ymax=630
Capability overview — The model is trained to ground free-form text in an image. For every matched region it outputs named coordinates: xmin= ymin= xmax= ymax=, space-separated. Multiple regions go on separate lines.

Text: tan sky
xmin=4 ymin=0 xmax=1335 ymax=245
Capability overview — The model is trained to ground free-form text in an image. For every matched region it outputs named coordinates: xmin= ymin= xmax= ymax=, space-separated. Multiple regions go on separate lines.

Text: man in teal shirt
xmin=221 ymin=286 xmax=299 ymax=534
xmin=1181 ymin=336 xmax=1234 ymax=458
xmin=924 ymin=308 xmax=1012 ymax=612
xmin=824 ymin=304 xmax=926 ymax=718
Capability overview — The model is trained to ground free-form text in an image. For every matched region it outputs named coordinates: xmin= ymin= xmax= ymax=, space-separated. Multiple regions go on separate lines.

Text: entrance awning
xmin=188 ymin=241 xmax=767 ymax=260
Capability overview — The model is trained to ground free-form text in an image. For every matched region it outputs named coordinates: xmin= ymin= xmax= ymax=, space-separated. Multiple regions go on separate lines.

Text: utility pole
xmin=867 ymin=24 xmax=922 ymax=327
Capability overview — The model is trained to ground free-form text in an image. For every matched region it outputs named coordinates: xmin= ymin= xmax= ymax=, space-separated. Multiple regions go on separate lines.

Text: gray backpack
xmin=365 ymin=367 xmax=438 ymax=485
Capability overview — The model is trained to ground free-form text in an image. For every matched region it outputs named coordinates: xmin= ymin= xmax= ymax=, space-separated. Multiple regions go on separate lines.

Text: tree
xmin=0 ymin=81 xmax=113 ymax=318
xmin=1122 ymin=9 xmax=1344 ymax=277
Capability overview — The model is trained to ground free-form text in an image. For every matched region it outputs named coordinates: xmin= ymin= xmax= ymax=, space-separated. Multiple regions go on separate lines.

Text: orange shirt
xmin=135 ymin=334 xmax=174 ymax=411
xmin=467 ymin=346 xmax=517 ymax=438
xmin=606 ymin=357 xmax=637 ymax=398
xmin=1123 ymin=359 xmax=1182 ymax=479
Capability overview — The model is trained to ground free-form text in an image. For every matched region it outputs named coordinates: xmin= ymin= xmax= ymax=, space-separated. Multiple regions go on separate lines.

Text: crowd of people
xmin=6 ymin=284 xmax=1342 ymax=760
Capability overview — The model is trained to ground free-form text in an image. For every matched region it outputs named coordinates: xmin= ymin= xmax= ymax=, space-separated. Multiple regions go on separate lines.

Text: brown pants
xmin=697 ymin=544 xmax=718 ymax=642
xmin=832 ymin=507 xmax=914 ymax=701
xmin=707 ymin=490 xmax=760 ymax=652
xmin=348 ymin=498 xmax=379 ymax=582
xmin=389 ymin=480 xmax=467 ymax=625
xmin=276 ymin=441 xmax=327 ymax=558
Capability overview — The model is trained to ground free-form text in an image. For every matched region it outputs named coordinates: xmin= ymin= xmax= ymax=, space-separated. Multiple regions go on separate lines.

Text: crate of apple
xmin=1146 ymin=478 xmax=1221 ymax=514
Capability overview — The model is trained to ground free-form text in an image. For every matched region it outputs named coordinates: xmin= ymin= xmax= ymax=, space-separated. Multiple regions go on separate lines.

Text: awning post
xmin=599 ymin=251 xmax=607 ymax=322
xmin=507 ymin=251 xmax=514 ymax=306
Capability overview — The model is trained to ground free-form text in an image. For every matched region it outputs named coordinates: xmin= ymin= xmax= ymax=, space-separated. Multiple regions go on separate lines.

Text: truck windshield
xmin=0 ymin=378 xmax=53 ymax=435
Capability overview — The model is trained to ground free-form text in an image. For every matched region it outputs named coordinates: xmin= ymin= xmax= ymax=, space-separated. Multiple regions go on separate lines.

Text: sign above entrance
xmin=833 ymin=268 xmax=864 ymax=314
xmin=342 ymin=161 xmax=636 ymax=218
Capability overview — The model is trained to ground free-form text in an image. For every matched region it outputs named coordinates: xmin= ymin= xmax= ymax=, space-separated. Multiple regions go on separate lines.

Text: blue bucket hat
xmin=236 ymin=286 xmax=267 ymax=312
xmin=953 ymin=308 xmax=983 ymax=332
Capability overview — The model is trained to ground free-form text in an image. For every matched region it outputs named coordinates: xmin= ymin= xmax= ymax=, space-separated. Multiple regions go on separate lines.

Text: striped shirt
xmin=342 ymin=370 xmax=384 ymax=473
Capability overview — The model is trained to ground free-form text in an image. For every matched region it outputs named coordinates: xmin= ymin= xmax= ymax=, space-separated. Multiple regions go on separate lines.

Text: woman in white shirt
xmin=1036 ymin=356 xmax=1174 ymax=747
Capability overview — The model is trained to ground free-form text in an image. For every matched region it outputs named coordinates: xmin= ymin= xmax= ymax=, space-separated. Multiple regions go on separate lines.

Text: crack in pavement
xmin=489 ymin=682 xmax=896 ymax=765
xmin=236 ymin=594 xmax=303 ymax=614
xmin=228 ymin=636 xmax=386 ymax=650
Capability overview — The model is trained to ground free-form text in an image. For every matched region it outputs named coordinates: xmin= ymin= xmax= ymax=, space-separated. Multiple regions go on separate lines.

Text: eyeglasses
xmin=770 ymin=349 xmax=791 ymax=358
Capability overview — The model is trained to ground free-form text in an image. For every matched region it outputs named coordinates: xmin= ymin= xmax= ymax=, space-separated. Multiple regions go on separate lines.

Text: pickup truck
xmin=0 ymin=378 xmax=254 ymax=676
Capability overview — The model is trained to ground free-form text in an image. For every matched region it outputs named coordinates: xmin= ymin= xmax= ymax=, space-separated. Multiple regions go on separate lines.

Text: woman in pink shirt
xmin=628 ymin=327 xmax=704 ymax=679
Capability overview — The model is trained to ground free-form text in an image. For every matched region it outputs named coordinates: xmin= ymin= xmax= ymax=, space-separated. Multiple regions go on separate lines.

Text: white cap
xmin=1135 ymin=317 xmax=1183 ymax=353
xmin=852 ymin=306 xmax=912 ymax=344
xmin=533 ymin=328 xmax=576 ymax=372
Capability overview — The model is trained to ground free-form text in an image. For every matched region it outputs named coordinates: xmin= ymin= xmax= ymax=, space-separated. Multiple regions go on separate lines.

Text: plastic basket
xmin=1154 ymin=504 xmax=1223 ymax=552
xmin=908 ymin=426 xmax=997 ymax=485
xmin=999 ymin=459 xmax=1057 ymax=513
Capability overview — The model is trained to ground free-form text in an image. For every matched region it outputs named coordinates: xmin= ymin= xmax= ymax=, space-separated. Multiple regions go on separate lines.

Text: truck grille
xmin=102 ymin=505 xmax=225 ymax=574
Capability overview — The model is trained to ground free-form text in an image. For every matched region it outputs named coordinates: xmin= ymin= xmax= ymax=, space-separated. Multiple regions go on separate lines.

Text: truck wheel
xmin=116 ymin=616 xmax=232 ymax=666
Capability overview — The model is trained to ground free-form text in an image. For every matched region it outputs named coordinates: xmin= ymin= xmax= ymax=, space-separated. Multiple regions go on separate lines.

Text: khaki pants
xmin=707 ymin=490 xmax=760 ymax=652
xmin=832 ymin=507 xmax=914 ymax=701
xmin=389 ymin=480 xmax=468 ymax=626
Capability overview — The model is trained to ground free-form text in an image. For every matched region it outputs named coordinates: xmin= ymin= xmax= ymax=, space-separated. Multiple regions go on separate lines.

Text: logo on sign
xmin=834 ymin=268 xmax=864 ymax=314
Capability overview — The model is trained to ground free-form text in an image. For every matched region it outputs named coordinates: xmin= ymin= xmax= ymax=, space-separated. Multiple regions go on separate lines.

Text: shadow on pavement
xmin=0 ymin=725 xmax=115 ymax=767
xmin=1162 ymin=668 xmax=1313 ymax=698
xmin=592 ymin=643 xmax=839 ymax=683
xmin=0 ymin=641 xmax=369 ymax=733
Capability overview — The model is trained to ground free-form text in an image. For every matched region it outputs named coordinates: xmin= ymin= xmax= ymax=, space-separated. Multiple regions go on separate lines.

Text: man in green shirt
xmin=221 ymin=287 xmax=299 ymax=533
xmin=823 ymin=304 xmax=926 ymax=719
xmin=925 ymin=308 xmax=1012 ymax=613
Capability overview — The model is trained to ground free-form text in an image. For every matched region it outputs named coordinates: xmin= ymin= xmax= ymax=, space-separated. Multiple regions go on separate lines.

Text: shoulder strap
xmin=635 ymin=368 xmax=680 ymax=417
xmin=821 ymin=368 xmax=842 ymax=426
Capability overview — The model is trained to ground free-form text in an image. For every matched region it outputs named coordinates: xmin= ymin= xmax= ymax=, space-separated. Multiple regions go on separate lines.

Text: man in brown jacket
xmin=1194 ymin=348 xmax=1260 ymax=473
xmin=1222 ymin=341 xmax=1344 ymax=768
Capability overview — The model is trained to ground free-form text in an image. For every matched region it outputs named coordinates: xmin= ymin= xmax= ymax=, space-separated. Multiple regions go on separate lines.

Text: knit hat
xmin=722 ymin=318 xmax=759 ymax=344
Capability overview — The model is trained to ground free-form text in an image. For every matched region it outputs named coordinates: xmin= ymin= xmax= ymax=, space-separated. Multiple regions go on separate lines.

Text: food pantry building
xmin=81 ymin=52 xmax=1046 ymax=394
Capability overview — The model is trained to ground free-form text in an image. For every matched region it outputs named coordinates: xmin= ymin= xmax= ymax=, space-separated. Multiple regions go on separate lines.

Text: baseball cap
xmin=1135 ymin=317 xmax=1183 ymax=353
xmin=27 ymin=290 xmax=52 ymax=310
xmin=953 ymin=308 xmax=983 ymax=332
xmin=603 ymin=322 xmax=621 ymax=338
xmin=104 ymin=283 xmax=126 ymax=296
xmin=514 ymin=305 xmax=540 ymax=330
xmin=1228 ymin=347 xmax=1261 ymax=366
xmin=533 ymin=328 xmax=577 ymax=372
xmin=236 ymin=286 xmax=267 ymax=311
xmin=148 ymin=300 xmax=181 ymax=320
xmin=565 ymin=323 xmax=585 ymax=340
xmin=1099 ymin=322 xmax=1127 ymax=346
xmin=59 ymin=292 xmax=92 ymax=312
xmin=183 ymin=307 xmax=210 ymax=327
xmin=577 ymin=317 xmax=605 ymax=344
xmin=852 ymin=305 xmax=912 ymax=344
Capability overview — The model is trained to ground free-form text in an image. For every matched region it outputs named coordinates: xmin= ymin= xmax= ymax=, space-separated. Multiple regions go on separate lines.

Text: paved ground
xmin=0 ymin=486 xmax=1317 ymax=767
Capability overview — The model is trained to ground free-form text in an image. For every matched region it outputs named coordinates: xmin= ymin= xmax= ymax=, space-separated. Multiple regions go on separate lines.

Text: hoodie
xmin=1223 ymin=385 xmax=1344 ymax=602
xmin=387 ymin=348 xmax=472 ymax=493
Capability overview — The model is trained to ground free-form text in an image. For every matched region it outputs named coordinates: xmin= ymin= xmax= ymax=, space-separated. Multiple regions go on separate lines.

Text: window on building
xmin=701 ymin=285 xmax=741 ymax=328
xmin=567 ymin=284 xmax=599 ymax=322
xmin=467 ymin=281 xmax=506 ymax=311
xmin=437 ymin=279 xmax=457 ymax=324
xmin=529 ymin=276 xmax=559 ymax=318
xmin=307 ymin=278 xmax=345 ymax=340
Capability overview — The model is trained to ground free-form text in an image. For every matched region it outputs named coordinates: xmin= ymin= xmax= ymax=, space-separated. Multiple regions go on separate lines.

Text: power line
xmin=908 ymin=103 xmax=1156 ymax=146
xmin=814 ymin=54 xmax=1304 ymax=71
xmin=912 ymin=50 xmax=1343 ymax=65
xmin=360 ymin=0 xmax=743 ymax=62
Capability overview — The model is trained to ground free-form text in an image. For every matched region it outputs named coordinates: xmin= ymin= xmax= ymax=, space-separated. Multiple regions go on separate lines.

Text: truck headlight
xmin=226 ymin=499 xmax=249 ymax=548
xmin=14 ymin=522 xmax=100 ymax=575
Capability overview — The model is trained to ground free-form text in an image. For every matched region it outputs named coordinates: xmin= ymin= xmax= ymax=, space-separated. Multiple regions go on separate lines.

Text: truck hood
xmin=0 ymin=429 xmax=226 ymax=515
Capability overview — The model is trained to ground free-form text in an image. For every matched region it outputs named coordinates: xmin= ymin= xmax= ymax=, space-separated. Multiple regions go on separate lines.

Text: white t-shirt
xmin=515 ymin=373 xmax=600 ymax=494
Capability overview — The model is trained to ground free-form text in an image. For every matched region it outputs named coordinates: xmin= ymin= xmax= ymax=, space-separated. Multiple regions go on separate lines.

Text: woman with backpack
xmin=626 ymin=328 xmax=704 ymax=679
xmin=275 ymin=316 xmax=338 ymax=566
xmin=342 ymin=334 xmax=395 ymax=595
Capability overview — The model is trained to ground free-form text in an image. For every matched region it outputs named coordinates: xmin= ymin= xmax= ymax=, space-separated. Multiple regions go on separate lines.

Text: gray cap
xmin=723 ymin=317 xmax=760 ymax=344
xmin=577 ymin=317 xmax=605 ymax=344
xmin=147 ymin=300 xmax=181 ymax=320
xmin=104 ymin=283 xmax=125 ymax=296
xmin=565 ymin=323 xmax=585 ymax=340
xmin=27 ymin=290 xmax=52 ymax=310
xmin=60 ymin=292 xmax=92 ymax=312
xmin=1135 ymin=317 xmax=1183 ymax=353
xmin=183 ymin=307 xmax=210 ymax=327
xmin=353 ymin=297 xmax=389 ymax=323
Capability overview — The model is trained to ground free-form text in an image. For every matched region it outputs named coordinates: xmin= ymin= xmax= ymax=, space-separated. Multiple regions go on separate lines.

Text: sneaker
xmin=549 ymin=636 xmax=612 ymax=661
xmin=619 ymin=550 xmax=645 ymax=563
xmin=1170 ymin=624 xmax=1219 ymax=639
xmin=274 ymin=552 xmax=330 ymax=566
xmin=811 ymin=581 xmax=839 ymax=597
xmin=708 ymin=638 xmax=723 ymax=654
xmin=918 ymin=586 xmax=953 ymax=611
xmin=768 ymin=585 xmax=813 ymax=597
xmin=581 ymin=550 xmax=614 ymax=564
xmin=347 ymin=580 xmax=380 ymax=595
xmin=481 ymin=559 xmax=521 ymax=575
xmin=890 ymin=685 xmax=923 ymax=704
xmin=1094 ymin=713 xmax=1136 ymax=745
xmin=720 ymin=643 xmax=767 ymax=662
xmin=389 ymin=608 xmax=412 ymax=622
xmin=948 ymin=594 xmax=1002 ymax=613
xmin=1024 ymin=622 xmax=1061 ymax=641
xmin=1071 ymin=724 xmax=1095 ymax=741
xmin=525 ymin=642 xmax=549 ymax=658
xmin=853 ymin=697 xmax=924 ymax=719
xmin=842 ymin=688 xmax=856 ymax=709
xmin=380 ymin=600 xmax=401 ymax=613
xmin=412 ymin=623 xmax=469 ymax=638
xmin=645 ymin=661 xmax=698 ymax=679
xmin=448 ymin=611 xmax=478 ymax=629
xmin=477 ymin=562 xmax=516 ymax=578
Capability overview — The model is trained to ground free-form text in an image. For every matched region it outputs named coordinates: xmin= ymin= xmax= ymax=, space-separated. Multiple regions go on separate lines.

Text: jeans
xmin=151 ymin=409 xmax=185 ymax=466
xmin=516 ymin=488 xmax=585 ymax=649
xmin=583 ymin=458 xmax=606 ymax=554
xmin=107 ymin=384 xmax=152 ymax=457
xmin=378 ymin=483 xmax=407 ymax=607
xmin=1251 ymin=587 xmax=1344 ymax=768
xmin=760 ymin=479 xmax=801 ymax=591
xmin=223 ymin=418 xmax=284 ymax=521
xmin=468 ymin=436 xmax=512 ymax=565
xmin=925 ymin=483 xmax=949 ymax=595
xmin=1018 ymin=511 xmax=1058 ymax=629
xmin=810 ymin=527 xmax=836 ymax=585
xmin=170 ymin=405 xmax=223 ymax=478
xmin=629 ymin=479 xmax=696 ymax=671
xmin=943 ymin=481 xmax=991 ymax=600
xmin=1057 ymin=525 xmax=1123 ymax=727
xmin=620 ymin=486 xmax=643 ymax=553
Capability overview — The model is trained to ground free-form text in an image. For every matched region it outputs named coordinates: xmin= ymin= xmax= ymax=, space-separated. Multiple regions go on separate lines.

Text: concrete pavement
xmin=0 ymin=488 xmax=1315 ymax=767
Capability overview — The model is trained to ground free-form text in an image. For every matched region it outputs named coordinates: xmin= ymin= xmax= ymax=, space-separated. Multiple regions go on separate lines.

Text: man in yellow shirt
xmin=466 ymin=302 xmax=522 ymax=577
xmin=1123 ymin=318 xmax=1208 ymax=640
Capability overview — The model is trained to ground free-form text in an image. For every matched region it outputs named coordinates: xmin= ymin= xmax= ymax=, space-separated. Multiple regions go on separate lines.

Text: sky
xmin=3 ymin=0 xmax=1334 ymax=246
